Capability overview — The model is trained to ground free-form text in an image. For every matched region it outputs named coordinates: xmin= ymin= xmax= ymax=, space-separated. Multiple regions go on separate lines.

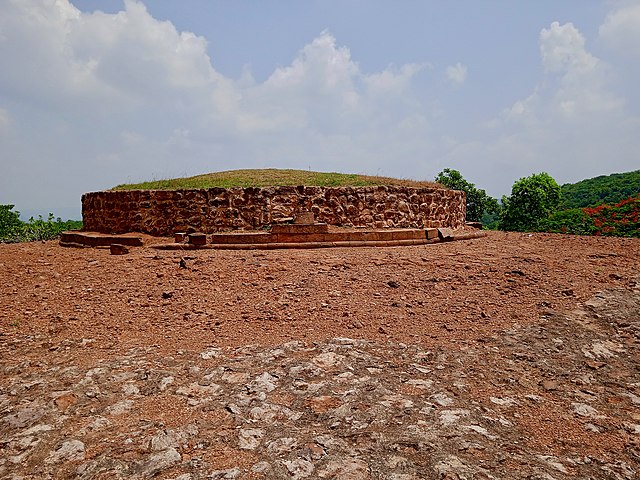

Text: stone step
xmin=154 ymin=229 xmax=487 ymax=250
xmin=207 ymin=228 xmax=429 ymax=245
xmin=270 ymin=223 xmax=329 ymax=234
xmin=59 ymin=231 xmax=144 ymax=248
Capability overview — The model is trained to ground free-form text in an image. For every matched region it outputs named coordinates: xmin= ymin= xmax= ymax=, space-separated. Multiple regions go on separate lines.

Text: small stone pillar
xmin=188 ymin=233 xmax=207 ymax=245
xmin=294 ymin=211 xmax=315 ymax=225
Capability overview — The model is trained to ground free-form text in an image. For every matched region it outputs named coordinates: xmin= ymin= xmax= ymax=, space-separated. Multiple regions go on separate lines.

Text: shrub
xmin=537 ymin=208 xmax=596 ymax=235
xmin=583 ymin=194 xmax=639 ymax=237
xmin=537 ymin=195 xmax=639 ymax=237
xmin=0 ymin=206 xmax=83 ymax=243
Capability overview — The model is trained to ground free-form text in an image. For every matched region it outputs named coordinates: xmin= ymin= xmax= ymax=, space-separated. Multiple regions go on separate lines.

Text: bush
xmin=535 ymin=195 xmax=639 ymax=237
xmin=583 ymin=194 xmax=639 ymax=237
xmin=0 ymin=205 xmax=83 ymax=243
xmin=537 ymin=209 xmax=596 ymax=235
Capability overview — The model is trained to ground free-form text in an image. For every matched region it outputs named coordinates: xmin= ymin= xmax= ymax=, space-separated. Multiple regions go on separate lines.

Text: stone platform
xmin=59 ymin=227 xmax=487 ymax=251
xmin=152 ymin=227 xmax=487 ymax=250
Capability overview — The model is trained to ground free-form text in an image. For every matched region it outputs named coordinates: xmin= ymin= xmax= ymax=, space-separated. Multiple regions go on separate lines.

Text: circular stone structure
xmin=81 ymin=185 xmax=466 ymax=236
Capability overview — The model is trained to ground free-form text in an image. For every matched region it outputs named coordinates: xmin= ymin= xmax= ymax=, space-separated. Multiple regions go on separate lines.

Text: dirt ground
xmin=2 ymin=231 xmax=638 ymax=355
xmin=1 ymin=231 xmax=639 ymax=479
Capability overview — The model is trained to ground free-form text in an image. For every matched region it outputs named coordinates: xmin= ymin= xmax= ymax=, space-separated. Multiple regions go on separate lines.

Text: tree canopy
xmin=434 ymin=169 xmax=498 ymax=222
xmin=499 ymin=172 xmax=561 ymax=232
xmin=560 ymin=170 xmax=640 ymax=209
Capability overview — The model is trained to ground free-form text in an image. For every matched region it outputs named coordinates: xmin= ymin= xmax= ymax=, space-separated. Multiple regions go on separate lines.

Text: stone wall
xmin=82 ymin=186 xmax=466 ymax=236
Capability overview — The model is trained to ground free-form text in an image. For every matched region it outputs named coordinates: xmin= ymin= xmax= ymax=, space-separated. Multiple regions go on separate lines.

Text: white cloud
xmin=540 ymin=22 xmax=598 ymax=73
xmin=71 ymin=0 xmax=220 ymax=91
xmin=1 ymin=1 xmax=638 ymax=219
xmin=0 ymin=1 xmax=437 ymax=215
xmin=0 ymin=107 xmax=10 ymax=133
xmin=443 ymin=18 xmax=637 ymax=198
xmin=264 ymin=32 xmax=358 ymax=92
xmin=366 ymin=63 xmax=424 ymax=94
xmin=505 ymin=21 xmax=623 ymax=122
xmin=599 ymin=3 xmax=640 ymax=59
xmin=445 ymin=62 xmax=467 ymax=86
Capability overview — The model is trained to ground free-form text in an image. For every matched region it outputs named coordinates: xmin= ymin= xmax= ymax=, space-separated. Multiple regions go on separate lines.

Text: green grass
xmin=112 ymin=169 xmax=442 ymax=190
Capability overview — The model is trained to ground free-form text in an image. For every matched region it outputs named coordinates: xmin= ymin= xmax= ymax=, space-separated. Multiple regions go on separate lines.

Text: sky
xmin=1 ymin=1 xmax=639 ymax=220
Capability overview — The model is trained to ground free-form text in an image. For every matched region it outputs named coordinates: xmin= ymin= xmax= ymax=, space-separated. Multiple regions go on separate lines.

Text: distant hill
xmin=560 ymin=170 xmax=640 ymax=209
xmin=113 ymin=169 xmax=441 ymax=190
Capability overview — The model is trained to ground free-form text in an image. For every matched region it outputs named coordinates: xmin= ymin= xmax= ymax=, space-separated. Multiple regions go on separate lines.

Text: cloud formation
xmin=445 ymin=63 xmax=467 ymax=86
xmin=0 ymin=0 xmax=638 ymax=217
xmin=441 ymin=18 xmax=638 ymax=197
xmin=1 ymin=1 xmax=437 ymax=216
xmin=536 ymin=21 xmax=621 ymax=118
xmin=0 ymin=107 xmax=10 ymax=133
xmin=599 ymin=2 xmax=640 ymax=59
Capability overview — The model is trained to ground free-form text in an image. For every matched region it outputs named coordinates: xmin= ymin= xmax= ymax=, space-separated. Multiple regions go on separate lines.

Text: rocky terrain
xmin=1 ymin=232 xmax=639 ymax=479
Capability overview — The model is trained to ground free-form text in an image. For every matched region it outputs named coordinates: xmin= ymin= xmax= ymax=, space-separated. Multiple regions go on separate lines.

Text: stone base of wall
xmin=82 ymin=186 xmax=466 ymax=236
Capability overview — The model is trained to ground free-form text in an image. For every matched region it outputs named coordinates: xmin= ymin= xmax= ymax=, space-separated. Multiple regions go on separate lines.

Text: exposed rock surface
xmin=1 ymin=285 xmax=638 ymax=479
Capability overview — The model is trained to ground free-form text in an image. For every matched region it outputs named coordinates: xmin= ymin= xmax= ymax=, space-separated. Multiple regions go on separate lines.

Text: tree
xmin=0 ymin=205 xmax=22 ymax=236
xmin=499 ymin=172 xmax=561 ymax=232
xmin=435 ymin=169 xmax=499 ymax=222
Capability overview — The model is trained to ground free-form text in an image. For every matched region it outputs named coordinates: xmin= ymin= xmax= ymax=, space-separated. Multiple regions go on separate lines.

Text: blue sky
xmin=1 ymin=0 xmax=638 ymax=220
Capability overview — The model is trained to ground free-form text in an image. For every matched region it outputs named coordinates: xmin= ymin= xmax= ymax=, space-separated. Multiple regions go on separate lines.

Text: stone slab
xmin=390 ymin=230 xmax=425 ymax=241
xmin=153 ymin=238 xmax=431 ymax=250
xmin=209 ymin=232 xmax=273 ymax=244
xmin=272 ymin=233 xmax=330 ymax=243
xmin=153 ymin=230 xmax=488 ymax=250
xmin=437 ymin=228 xmax=455 ymax=241
xmin=59 ymin=231 xmax=143 ymax=247
xmin=188 ymin=233 xmax=207 ymax=245
xmin=426 ymin=228 xmax=439 ymax=240
xmin=271 ymin=223 xmax=329 ymax=234
xmin=151 ymin=228 xmax=465 ymax=250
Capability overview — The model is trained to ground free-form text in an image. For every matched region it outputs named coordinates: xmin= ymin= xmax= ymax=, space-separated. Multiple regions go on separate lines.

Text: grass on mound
xmin=112 ymin=169 xmax=442 ymax=190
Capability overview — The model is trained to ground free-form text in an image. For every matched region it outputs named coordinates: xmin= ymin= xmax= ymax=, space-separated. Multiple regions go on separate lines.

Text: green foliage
xmin=560 ymin=170 xmax=640 ymax=209
xmin=434 ymin=169 xmax=499 ymax=222
xmin=0 ymin=205 xmax=82 ymax=243
xmin=480 ymin=211 xmax=500 ymax=230
xmin=0 ymin=204 xmax=23 ymax=234
xmin=499 ymin=172 xmax=561 ymax=232
xmin=537 ymin=208 xmax=596 ymax=235
xmin=583 ymin=194 xmax=639 ymax=237
xmin=500 ymin=171 xmax=637 ymax=235
xmin=538 ymin=195 xmax=638 ymax=237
